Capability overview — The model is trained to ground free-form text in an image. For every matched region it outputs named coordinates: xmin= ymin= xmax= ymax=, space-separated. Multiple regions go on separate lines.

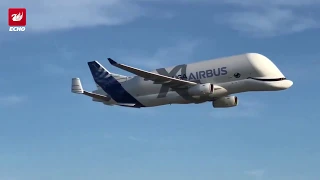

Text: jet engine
xmin=212 ymin=96 xmax=238 ymax=108
xmin=188 ymin=83 xmax=214 ymax=96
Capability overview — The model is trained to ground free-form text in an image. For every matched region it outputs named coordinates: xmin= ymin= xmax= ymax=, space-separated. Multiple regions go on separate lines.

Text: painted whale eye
xmin=234 ymin=73 xmax=241 ymax=78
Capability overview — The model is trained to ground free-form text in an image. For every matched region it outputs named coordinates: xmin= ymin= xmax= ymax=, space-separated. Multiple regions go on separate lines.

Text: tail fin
xmin=90 ymin=61 xmax=107 ymax=90
xmin=87 ymin=61 xmax=142 ymax=105
xmin=94 ymin=73 xmax=128 ymax=90
xmin=87 ymin=61 xmax=111 ymax=80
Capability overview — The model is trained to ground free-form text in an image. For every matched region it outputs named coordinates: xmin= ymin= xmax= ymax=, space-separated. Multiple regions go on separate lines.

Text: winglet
xmin=71 ymin=78 xmax=84 ymax=94
xmin=107 ymin=58 xmax=117 ymax=65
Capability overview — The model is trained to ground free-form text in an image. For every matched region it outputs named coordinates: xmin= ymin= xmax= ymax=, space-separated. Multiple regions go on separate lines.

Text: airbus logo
xmin=172 ymin=67 xmax=228 ymax=81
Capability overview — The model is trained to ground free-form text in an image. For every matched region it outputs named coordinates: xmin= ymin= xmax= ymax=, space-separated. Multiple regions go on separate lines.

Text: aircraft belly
xmin=136 ymin=91 xmax=190 ymax=107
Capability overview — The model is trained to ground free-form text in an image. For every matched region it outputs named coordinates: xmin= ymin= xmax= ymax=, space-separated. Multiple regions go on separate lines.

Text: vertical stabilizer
xmin=87 ymin=61 xmax=143 ymax=106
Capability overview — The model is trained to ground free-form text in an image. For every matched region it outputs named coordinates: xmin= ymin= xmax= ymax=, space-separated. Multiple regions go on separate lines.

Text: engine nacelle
xmin=212 ymin=96 xmax=238 ymax=108
xmin=188 ymin=83 xmax=214 ymax=96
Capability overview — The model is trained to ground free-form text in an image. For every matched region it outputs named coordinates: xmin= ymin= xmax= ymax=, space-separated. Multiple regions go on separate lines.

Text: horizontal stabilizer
xmin=83 ymin=91 xmax=111 ymax=102
xmin=72 ymin=78 xmax=84 ymax=94
xmin=71 ymin=78 xmax=112 ymax=102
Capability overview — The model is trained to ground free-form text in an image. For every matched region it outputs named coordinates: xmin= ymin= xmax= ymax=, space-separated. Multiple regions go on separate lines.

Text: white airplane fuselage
xmin=78 ymin=53 xmax=292 ymax=108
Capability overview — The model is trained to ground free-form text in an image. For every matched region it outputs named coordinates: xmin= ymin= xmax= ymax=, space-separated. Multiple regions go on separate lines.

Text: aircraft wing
xmin=107 ymin=58 xmax=198 ymax=88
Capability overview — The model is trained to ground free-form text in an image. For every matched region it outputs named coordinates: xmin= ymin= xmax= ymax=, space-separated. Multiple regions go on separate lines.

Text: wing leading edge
xmin=107 ymin=58 xmax=198 ymax=88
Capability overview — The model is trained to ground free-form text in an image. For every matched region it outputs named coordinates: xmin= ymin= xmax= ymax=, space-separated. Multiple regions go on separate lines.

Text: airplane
xmin=71 ymin=53 xmax=293 ymax=108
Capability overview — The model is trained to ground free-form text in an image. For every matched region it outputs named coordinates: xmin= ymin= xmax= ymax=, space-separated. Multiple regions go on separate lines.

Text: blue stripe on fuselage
xmin=87 ymin=61 xmax=144 ymax=107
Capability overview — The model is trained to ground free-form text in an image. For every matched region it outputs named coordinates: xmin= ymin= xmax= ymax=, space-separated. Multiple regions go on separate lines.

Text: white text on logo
xmin=9 ymin=27 xmax=25 ymax=31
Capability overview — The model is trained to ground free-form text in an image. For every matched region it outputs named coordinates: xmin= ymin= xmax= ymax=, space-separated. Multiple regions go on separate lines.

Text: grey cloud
xmin=115 ymin=39 xmax=202 ymax=69
xmin=245 ymin=169 xmax=266 ymax=179
xmin=215 ymin=0 xmax=320 ymax=37
xmin=2 ymin=0 xmax=318 ymax=36
xmin=1 ymin=0 xmax=145 ymax=32
xmin=218 ymin=8 xmax=319 ymax=37
xmin=224 ymin=0 xmax=320 ymax=7
xmin=0 ymin=95 xmax=26 ymax=107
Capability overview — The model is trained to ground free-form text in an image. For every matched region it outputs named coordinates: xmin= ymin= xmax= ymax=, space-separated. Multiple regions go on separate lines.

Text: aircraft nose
xmin=273 ymin=79 xmax=293 ymax=90
xmin=266 ymin=79 xmax=293 ymax=90
xmin=284 ymin=80 xmax=293 ymax=89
